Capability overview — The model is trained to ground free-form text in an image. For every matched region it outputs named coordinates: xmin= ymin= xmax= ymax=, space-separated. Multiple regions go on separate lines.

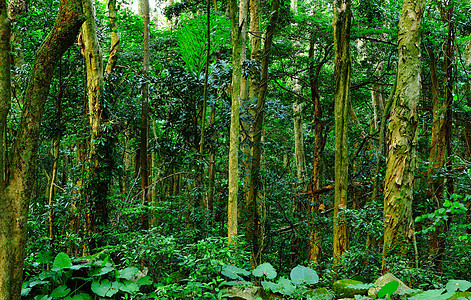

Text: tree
xmin=105 ymin=0 xmax=120 ymax=75
xmin=332 ymin=0 xmax=351 ymax=259
xmin=0 ymin=0 xmax=85 ymax=297
xmin=81 ymin=0 xmax=110 ymax=248
xmin=227 ymin=0 xmax=242 ymax=245
xmin=0 ymin=0 xmax=10 ymax=192
xmin=382 ymin=0 xmax=425 ymax=270
xmin=139 ymin=0 xmax=150 ymax=228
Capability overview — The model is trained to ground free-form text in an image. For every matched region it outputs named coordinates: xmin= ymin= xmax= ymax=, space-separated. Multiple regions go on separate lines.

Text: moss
xmin=333 ymin=279 xmax=368 ymax=298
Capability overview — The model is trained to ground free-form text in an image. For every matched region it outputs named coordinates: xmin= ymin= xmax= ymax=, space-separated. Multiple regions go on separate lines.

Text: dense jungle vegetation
xmin=1 ymin=0 xmax=471 ymax=299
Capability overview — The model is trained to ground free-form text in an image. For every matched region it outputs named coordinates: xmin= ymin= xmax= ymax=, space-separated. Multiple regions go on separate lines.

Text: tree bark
xmin=246 ymin=0 xmax=279 ymax=266
xmin=382 ymin=0 xmax=424 ymax=271
xmin=139 ymin=0 xmax=150 ymax=228
xmin=227 ymin=0 xmax=242 ymax=245
xmin=332 ymin=0 xmax=351 ymax=259
xmin=82 ymin=0 xmax=112 ymax=245
xmin=105 ymin=0 xmax=120 ymax=75
xmin=426 ymin=4 xmax=454 ymax=274
xmin=307 ymin=32 xmax=327 ymax=264
xmin=0 ymin=1 xmax=84 ymax=298
xmin=0 ymin=0 xmax=10 ymax=191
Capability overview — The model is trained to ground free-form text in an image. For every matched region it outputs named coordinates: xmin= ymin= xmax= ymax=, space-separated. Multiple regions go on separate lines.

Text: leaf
xmin=221 ymin=265 xmax=250 ymax=280
xmin=136 ymin=275 xmax=153 ymax=285
xmin=119 ymin=280 xmax=140 ymax=293
xmin=278 ymin=277 xmax=296 ymax=295
xmin=21 ymin=287 xmax=32 ymax=297
xmin=290 ymin=265 xmax=319 ymax=285
xmin=91 ymin=279 xmax=111 ymax=297
xmin=446 ymin=280 xmax=471 ymax=292
xmin=377 ymin=280 xmax=399 ymax=298
xmin=50 ymin=285 xmax=71 ymax=298
xmin=253 ymin=263 xmax=277 ymax=279
xmin=64 ymin=293 xmax=93 ymax=300
xmin=106 ymin=281 xmax=120 ymax=297
xmin=90 ymin=266 xmax=116 ymax=277
xmin=407 ymin=289 xmax=455 ymax=300
xmin=117 ymin=267 xmax=139 ymax=279
xmin=261 ymin=281 xmax=280 ymax=292
xmin=52 ymin=253 xmax=72 ymax=269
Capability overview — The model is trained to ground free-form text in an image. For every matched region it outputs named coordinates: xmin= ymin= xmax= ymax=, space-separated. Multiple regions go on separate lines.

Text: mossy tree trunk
xmin=105 ymin=0 xmax=120 ymax=76
xmin=0 ymin=0 xmax=10 ymax=191
xmin=0 ymin=1 xmax=85 ymax=297
xmin=246 ymin=0 xmax=279 ymax=266
xmin=82 ymin=0 xmax=112 ymax=246
xmin=332 ymin=0 xmax=351 ymax=259
xmin=382 ymin=0 xmax=424 ymax=270
xmin=228 ymin=0 xmax=242 ymax=245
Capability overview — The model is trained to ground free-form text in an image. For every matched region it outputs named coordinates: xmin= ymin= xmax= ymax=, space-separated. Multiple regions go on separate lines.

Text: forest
xmin=0 ymin=0 xmax=471 ymax=298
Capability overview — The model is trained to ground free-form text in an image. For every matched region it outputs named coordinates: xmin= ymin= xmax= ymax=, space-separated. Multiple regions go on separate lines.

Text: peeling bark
xmin=382 ymin=0 xmax=424 ymax=270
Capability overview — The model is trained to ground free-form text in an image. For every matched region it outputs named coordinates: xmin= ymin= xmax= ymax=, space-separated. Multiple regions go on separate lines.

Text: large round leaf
xmin=52 ymin=253 xmax=72 ymax=269
xmin=290 ymin=265 xmax=319 ymax=285
xmin=117 ymin=267 xmax=139 ymax=279
xmin=91 ymin=279 xmax=111 ymax=297
xmin=222 ymin=264 xmax=250 ymax=280
xmin=50 ymin=285 xmax=70 ymax=298
xmin=278 ymin=277 xmax=296 ymax=295
xmin=446 ymin=280 xmax=471 ymax=292
xmin=253 ymin=263 xmax=277 ymax=280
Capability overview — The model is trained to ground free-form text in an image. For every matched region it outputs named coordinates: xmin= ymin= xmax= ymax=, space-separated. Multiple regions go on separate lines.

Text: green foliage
xmin=415 ymin=194 xmax=470 ymax=239
xmin=222 ymin=263 xmax=319 ymax=297
xmin=22 ymin=252 xmax=152 ymax=299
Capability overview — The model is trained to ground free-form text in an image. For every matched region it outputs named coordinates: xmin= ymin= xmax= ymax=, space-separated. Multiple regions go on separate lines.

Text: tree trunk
xmin=227 ymin=0 xmax=242 ymax=245
xmin=82 ymin=0 xmax=111 ymax=246
xmin=200 ymin=0 xmax=211 ymax=212
xmin=293 ymin=101 xmax=305 ymax=180
xmin=246 ymin=0 xmax=279 ymax=266
xmin=332 ymin=0 xmax=351 ymax=259
xmin=371 ymin=75 xmax=396 ymax=203
xmin=426 ymin=5 xmax=454 ymax=274
xmin=0 ymin=1 xmax=84 ymax=298
xmin=105 ymin=0 xmax=120 ymax=75
xmin=139 ymin=0 xmax=150 ymax=229
xmin=307 ymin=33 xmax=328 ymax=264
xmin=382 ymin=0 xmax=424 ymax=271
xmin=0 ymin=0 xmax=10 ymax=191
xmin=48 ymin=63 xmax=64 ymax=250
xmin=239 ymin=0 xmax=250 ymax=206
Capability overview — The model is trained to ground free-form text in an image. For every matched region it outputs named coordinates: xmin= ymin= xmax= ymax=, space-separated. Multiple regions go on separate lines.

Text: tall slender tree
xmin=332 ymin=0 xmax=351 ymax=259
xmin=228 ymin=0 xmax=242 ymax=245
xmin=246 ymin=0 xmax=279 ymax=266
xmin=139 ymin=0 xmax=150 ymax=228
xmin=426 ymin=1 xmax=455 ymax=274
xmin=382 ymin=0 xmax=425 ymax=270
